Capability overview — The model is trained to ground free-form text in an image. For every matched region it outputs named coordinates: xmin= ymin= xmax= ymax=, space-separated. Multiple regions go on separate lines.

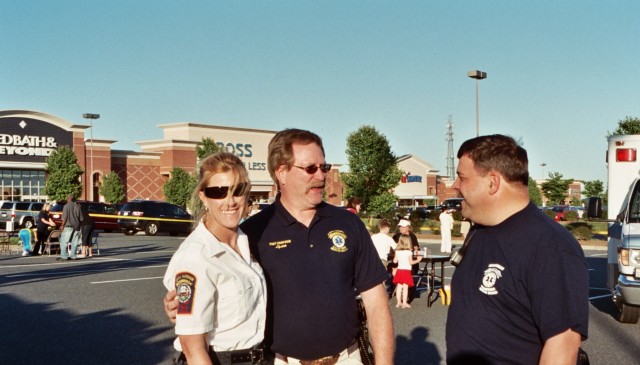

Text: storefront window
xmin=0 ymin=169 xmax=46 ymax=201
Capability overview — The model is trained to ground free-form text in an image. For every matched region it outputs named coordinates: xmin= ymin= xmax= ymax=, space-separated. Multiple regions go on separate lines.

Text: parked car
xmin=50 ymin=201 xmax=119 ymax=232
xmin=117 ymin=200 xmax=193 ymax=236
xmin=441 ymin=198 xmax=463 ymax=211
xmin=0 ymin=201 xmax=45 ymax=230
xmin=548 ymin=205 xmax=583 ymax=221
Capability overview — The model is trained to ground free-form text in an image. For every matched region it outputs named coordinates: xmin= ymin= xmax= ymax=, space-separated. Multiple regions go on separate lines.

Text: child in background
xmin=393 ymin=233 xmax=422 ymax=308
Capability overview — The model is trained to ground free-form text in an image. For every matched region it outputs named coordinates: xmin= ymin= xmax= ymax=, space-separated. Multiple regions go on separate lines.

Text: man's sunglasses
xmin=292 ymin=164 xmax=332 ymax=174
xmin=202 ymin=183 xmax=248 ymax=199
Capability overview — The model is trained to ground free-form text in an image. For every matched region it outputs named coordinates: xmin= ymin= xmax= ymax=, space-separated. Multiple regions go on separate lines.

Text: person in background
xmin=371 ymin=219 xmax=397 ymax=268
xmin=345 ymin=196 xmax=362 ymax=214
xmin=393 ymin=219 xmax=420 ymax=275
xmin=392 ymin=234 xmax=422 ymax=308
xmin=57 ymin=194 xmax=83 ymax=261
xmin=446 ymin=134 xmax=588 ymax=365
xmin=438 ymin=208 xmax=454 ymax=254
xmin=78 ymin=203 xmax=94 ymax=258
xmin=34 ymin=203 xmax=56 ymax=255
xmin=164 ymin=152 xmax=267 ymax=365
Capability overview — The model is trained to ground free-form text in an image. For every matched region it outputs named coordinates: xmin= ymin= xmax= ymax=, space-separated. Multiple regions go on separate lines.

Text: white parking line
xmin=91 ymin=276 xmax=164 ymax=284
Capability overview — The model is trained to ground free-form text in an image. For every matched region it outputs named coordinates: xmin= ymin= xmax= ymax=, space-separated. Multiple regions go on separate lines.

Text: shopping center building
xmin=0 ymin=110 xmax=345 ymax=205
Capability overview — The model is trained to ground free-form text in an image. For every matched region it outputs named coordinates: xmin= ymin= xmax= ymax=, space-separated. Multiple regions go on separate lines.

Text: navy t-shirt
xmin=446 ymin=203 xmax=589 ymax=365
xmin=241 ymin=196 xmax=388 ymax=359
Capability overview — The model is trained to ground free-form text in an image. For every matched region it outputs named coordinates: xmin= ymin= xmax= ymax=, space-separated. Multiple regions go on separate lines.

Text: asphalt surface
xmin=1 ymin=233 xmax=638 ymax=365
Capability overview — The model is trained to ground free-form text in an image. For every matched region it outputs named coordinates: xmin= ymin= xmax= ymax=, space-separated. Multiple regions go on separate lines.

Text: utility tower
xmin=446 ymin=116 xmax=455 ymax=180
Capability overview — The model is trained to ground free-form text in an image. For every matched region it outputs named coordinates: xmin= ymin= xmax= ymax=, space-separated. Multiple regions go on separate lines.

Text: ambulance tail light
xmin=616 ymin=148 xmax=637 ymax=162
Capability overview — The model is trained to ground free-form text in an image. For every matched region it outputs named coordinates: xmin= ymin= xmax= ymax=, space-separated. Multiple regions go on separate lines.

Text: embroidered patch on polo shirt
xmin=175 ymin=272 xmax=196 ymax=315
xmin=328 ymin=230 xmax=348 ymax=252
xmin=269 ymin=239 xmax=291 ymax=249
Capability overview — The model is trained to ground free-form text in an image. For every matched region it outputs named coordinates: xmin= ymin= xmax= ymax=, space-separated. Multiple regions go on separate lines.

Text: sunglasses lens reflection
xmin=299 ymin=164 xmax=332 ymax=174
xmin=203 ymin=183 xmax=246 ymax=199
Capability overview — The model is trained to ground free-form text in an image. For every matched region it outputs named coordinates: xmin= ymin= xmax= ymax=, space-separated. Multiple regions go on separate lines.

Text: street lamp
xmin=82 ymin=113 xmax=100 ymax=201
xmin=540 ymin=163 xmax=547 ymax=180
xmin=467 ymin=70 xmax=487 ymax=137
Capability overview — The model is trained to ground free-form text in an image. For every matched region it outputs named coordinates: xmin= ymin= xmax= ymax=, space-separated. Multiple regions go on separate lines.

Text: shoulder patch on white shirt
xmin=176 ymin=272 xmax=197 ymax=315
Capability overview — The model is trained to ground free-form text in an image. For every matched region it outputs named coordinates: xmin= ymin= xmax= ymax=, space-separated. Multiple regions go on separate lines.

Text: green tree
xmin=196 ymin=137 xmax=222 ymax=164
xmin=540 ymin=172 xmax=571 ymax=205
xmin=342 ymin=125 xmax=403 ymax=218
xmin=163 ymin=167 xmax=196 ymax=208
xmin=583 ymin=180 xmax=605 ymax=200
xmin=607 ymin=116 xmax=640 ymax=137
xmin=100 ymin=172 xmax=126 ymax=204
xmin=44 ymin=146 xmax=84 ymax=202
xmin=528 ymin=176 xmax=542 ymax=206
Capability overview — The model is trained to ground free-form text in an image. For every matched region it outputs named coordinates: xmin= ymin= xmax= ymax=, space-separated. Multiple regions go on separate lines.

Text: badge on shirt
xmin=175 ymin=272 xmax=197 ymax=315
xmin=329 ymin=230 xmax=348 ymax=253
xmin=479 ymin=263 xmax=504 ymax=295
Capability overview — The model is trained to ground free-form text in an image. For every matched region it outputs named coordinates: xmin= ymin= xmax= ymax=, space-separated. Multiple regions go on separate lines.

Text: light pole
xmin=467 ymin=70 xmax=487 ymax=137
xmin=82 ymin=113 xmax=100 ymax=201
xmin=540 ymin=163 xmax=547 ymax=180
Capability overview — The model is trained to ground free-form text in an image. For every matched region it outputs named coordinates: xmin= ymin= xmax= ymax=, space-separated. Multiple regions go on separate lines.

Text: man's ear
xmin=488 ymin=172 xmax=500 ymax=195
xmin=276 ymin=165 xmax=288 ymax=186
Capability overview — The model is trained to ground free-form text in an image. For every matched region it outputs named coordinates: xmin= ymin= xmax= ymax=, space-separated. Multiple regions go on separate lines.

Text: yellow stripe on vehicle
xmin=117 ymin=215 xmax=194 ymax=223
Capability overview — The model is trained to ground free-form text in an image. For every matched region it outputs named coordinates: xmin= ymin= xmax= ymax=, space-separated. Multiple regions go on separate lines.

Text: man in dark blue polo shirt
xmin=242 ymin=129 xmax=393 ymax=364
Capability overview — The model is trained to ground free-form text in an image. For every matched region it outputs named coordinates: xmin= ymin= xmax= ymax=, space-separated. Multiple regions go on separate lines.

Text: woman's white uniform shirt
xmin=163 ymin=222 xmax=267 ymax=352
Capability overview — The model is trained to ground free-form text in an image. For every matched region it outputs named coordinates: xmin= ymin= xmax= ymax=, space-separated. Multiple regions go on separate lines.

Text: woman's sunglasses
xmin=202 ymin=183 xmax=248 ymax=199
xmin=292 ymin=164 xmax=332 ymax=174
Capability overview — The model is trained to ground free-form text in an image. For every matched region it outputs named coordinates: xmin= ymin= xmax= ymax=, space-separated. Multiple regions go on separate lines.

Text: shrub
xmin=572 ymin=226 xmax=593 ymax=240
xmin=409 ymin=210 xmax=426 ymax=221
xmin=425 ymin=219 xmax=440 ymax=235
xmin=543 ymin=209 xmax=557 ymax=220
xmin=566 ymin=222 xmax=593 ymax=241
xmin=452 ymin=222 xmax=462 ymax=237
xmin=564 ymin=210 xmax=579 ymax=222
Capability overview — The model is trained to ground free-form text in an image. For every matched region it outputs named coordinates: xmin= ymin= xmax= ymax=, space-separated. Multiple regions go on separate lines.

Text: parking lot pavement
xmin=0 ymin=233 xmax=626 ymax=364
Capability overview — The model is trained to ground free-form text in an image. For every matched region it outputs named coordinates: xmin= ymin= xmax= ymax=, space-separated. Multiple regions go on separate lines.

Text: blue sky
xmin=3 ymin=1 xmax=640 ymax=183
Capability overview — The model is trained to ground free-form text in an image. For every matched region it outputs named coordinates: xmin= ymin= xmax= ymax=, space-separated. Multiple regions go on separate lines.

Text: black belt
xmin=175 ymin=344 xmax=265 ymax=364
xmin=221 ymin=345 xmax=265 ymax=363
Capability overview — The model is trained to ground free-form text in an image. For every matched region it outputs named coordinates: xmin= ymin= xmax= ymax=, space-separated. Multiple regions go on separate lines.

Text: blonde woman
xmin=163 ymin=152 xmax=267 ymax=365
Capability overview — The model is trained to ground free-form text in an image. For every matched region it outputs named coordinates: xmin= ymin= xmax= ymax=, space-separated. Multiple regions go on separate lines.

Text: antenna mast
xmin=446 ymin=115 xmax=455 ymax=180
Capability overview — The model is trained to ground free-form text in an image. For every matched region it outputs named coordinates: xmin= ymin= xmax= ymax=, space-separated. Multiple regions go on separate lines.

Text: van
xmin=588 ymin=134 xmax=640 ymax=323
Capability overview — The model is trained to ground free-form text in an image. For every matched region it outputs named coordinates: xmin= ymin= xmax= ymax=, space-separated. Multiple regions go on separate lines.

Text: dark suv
xmin=50 ymin=201 xmax=119 ymax=232
xmin=117 ymin=200 xmax=193 ymax=236
xmin=441 ymin=198 xmax=464 ymax=211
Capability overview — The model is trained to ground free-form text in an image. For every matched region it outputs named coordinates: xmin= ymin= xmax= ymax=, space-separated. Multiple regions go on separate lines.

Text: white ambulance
xmin=590 ymin=134 xmax=640 ymax=323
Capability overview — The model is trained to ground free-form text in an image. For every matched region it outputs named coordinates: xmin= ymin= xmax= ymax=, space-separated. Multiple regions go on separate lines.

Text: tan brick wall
xmin=113 ymin=162 xmax=166 ymax=201
xmin=160 ymin=149 xmax=196 ymax=175
xmin=324 ymin=169 xmax=343 ymax=206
